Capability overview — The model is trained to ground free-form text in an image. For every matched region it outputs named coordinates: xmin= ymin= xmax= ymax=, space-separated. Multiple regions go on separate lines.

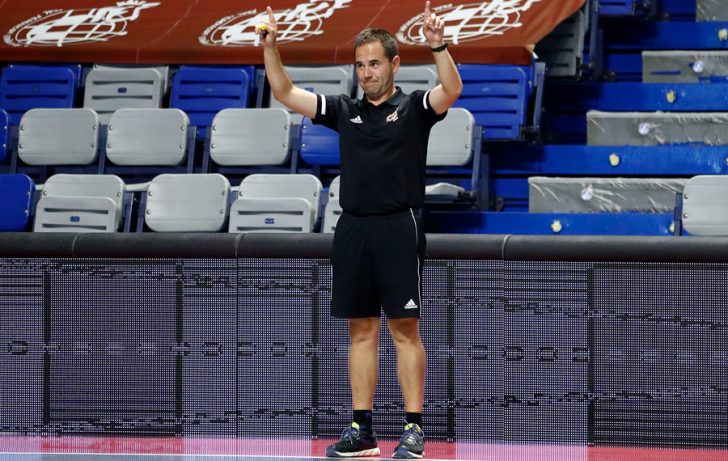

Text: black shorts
xmin=330 ymin=209 xmax=426 ymax=319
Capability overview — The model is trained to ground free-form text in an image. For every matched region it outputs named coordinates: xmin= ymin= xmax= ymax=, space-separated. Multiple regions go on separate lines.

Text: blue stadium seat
xmin=0 ymin=64 xmax=79 ymax=126
xmin=0 ymin=174 xmax=35 ymax=231
xmin=454 ymin=64 xmax=540 ymax=140
xmin=299 ymin=118 xmax=340 ymax=166
xmin=170 ymin=66 xmax=254 ymax=140
xmin=0 ymin=109 xmax=8 ymax=164
xmin=599 ymin=0 xmax=638 ymax=16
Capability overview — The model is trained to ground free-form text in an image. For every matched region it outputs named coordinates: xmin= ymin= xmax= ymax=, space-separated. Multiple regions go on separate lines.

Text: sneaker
xmin=392 ymin=423 xmax=425 ymax=459
xmin=326 ymin=422 xmax=380 ymax=457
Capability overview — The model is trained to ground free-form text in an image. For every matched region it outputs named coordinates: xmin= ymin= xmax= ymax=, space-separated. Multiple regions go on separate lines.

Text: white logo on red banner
xmin=200 ymin=0 xmax=351 ymax=47
xmin=397 ymin=0 xmax=542 ymax=45
xmin=3 ymin=1 xmax=160 ymax=47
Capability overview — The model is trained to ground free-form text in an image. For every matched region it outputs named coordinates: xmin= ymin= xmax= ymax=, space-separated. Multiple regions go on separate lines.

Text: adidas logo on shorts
xmin=404 ymin=299 xmax=418 ymax=309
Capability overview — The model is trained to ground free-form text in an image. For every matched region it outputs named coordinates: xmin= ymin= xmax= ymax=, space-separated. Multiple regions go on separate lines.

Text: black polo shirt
xmin=313 ymin=87 xmax=446 ymax=216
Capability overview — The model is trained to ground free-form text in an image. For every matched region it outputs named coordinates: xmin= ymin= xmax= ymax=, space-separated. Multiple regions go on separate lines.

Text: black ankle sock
xmin=353 ymin=410 xmax=373 ymax=433
xmin=405 ymin=412 xmax=422 ymax=428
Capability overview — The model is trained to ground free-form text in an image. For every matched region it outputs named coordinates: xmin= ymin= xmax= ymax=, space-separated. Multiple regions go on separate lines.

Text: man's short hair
xmin=354 ymin=28 xmax=398 ymax=62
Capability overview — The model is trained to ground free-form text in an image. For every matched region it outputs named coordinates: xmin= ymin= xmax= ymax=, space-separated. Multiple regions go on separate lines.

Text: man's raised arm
xmin=421 ymin=1 xmax=463 ymax=115
xmin=256 ymin=6 xmax=318 ymax=119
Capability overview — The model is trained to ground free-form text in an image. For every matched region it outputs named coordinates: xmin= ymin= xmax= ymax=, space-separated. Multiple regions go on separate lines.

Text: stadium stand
xmin=33 ymin=174 xmax=127 ymax=233
xmin=229 ymin=174 xmax=322 ymax=233
xmin=0 ymin=173 xmax=34 ymax=231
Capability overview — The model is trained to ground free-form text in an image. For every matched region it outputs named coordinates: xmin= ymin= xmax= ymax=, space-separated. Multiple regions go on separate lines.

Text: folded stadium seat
xmin=104 ymin=108 xmax=195 ymax=176
xmin=170 ymin=66 xmax=254 ymax=141
xmin=92 ymin=64 xmax=170 ymax=95
xmin=697 ymin=0 xmax=728 ymax=21
xmin=455 ymin=63 xmax=543 ymax=140
xmin=425 ymin=108 xmax=483 ymax=205
xmin=586 ymin=110 xmax=728 ymax=146
xmin=0 ymin=64 xmax=80 ymax=127
xmin=642 ymin=51 xmax=728 ymax=83
xmin=229 ymin=174 xmax=322 ymax=233
xmin=142 ymin=174 xmax=230 ymax=232
xmin=0 ymin=174 xmax=35 ymax=231
xmin=356 ymin=65 xmax=438 ymax=99
xmin=207 ymin=108 xmax=293 ymax=172
xmin=17 ymin=108 xmax=100 ymax=173
xmin=268 ymin=65 xmax=354 ymax=123
xmin=676 ymin=175 xmax=728 ymax=236
xmin=34 ymin=174 xmax=127 ymax=233
xmin=535 ymin=8 xmax=587 ymax=77
xmin=83 ymin=68 xmax=164 ymax=126
xmin=0 ymin=109 xmax=8 ymax=164
xmin=322 ymin=176 xmax=341 ymax=233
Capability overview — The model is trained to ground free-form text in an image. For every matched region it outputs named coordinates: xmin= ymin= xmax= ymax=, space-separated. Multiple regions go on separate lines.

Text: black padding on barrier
xmin=0 ymin=233 xmax=77 ymax=257
xmin=427 ymin=234 xmax=507 ymax=260
xmin=74 ymin=233 xmax=242 ymax=258
xmin=505 ymin=236 xmax=728 ymax=263
xmin=238 ymin=233 xmax=333 ymax=258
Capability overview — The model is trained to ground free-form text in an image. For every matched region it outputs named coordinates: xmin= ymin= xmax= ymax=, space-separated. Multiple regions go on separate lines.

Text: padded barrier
xmin=3 ymin=233 xmax=728 ymax=263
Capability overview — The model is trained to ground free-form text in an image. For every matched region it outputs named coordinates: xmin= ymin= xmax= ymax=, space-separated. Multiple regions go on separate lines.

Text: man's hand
xmin=423 ymin=1 xmax=445 ymax=47
xmin=255 ymin=6 xmax=278 ymax=49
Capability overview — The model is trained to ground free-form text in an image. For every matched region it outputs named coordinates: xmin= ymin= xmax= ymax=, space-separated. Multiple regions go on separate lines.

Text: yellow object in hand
xmin=256 ymin=23 xmax=268 ymax=32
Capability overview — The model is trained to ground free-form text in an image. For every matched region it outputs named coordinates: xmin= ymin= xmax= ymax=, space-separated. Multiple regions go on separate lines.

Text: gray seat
xmin=697 ymin=0 xmax=728 ymax=21
xmin=682 ymin=175 xmax=728 ymax=236
xmin=229 ymin=174 xmax=322 ymax=233
xmin=322 ymin=176 xmax=341 ymax=234
xmin=425 ymin=108 xmax=477 ymax=200
xmin=270 ymin=66 xmax=353 ymax=122
xmin=34 ymin=174 xmax=125 ymax=233
xmin=357 ymin=65 xmax=438 ymax=99
xmin=535 ymin=10 xmax=587 ymax=77
xmin=145 ymin=174 xmax=230 ymax=232
xmin=92 ymin=64 xmax=170 ymax=93
xmin=427 ymin=108 xmax=475 ymax=166
xmin=84 ymin=68 xmax=164 ymax=125
xmin=106 ymin=108 xmax=190 ymax=166
xmin=587 ymin=110 xmax=728 ymax=146
xmin=18 ymin=108 xmax=99 ymax=165
xmin=643 ymin=51 xmax=728 ymax=83
xmin=210 ymin=108 xmax=292 ymax=166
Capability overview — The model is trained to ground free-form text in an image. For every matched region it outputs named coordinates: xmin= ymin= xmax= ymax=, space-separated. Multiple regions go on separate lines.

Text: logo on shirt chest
xmin=386 ymin=109 xmax=399 ymax=123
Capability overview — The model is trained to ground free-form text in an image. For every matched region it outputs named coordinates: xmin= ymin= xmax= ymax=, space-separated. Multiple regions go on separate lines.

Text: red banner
xmin=0 ymin=0 xmax=584 ymax=65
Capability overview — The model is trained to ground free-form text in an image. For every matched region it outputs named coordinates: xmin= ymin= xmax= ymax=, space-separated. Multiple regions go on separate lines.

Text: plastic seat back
xmin=210 ymin=109 xmax=291 ymax=166
xmin=229 ymin=174 xmax=322 ymax=233
xmin=84 ymin=68 xmax=164 ymax=125
xmin=18 ymin=108 xmax=99 ymax=165
xmin=107 ymin=109 xmax=190 ymax=166
xmin=34 ymin=174 xmax=124 ymax=233
xmin=427 ymin=108 xmax=475 ymax=166
xmin=145 ymin=174 xmax=230 ymax=232
xmin=682 ymin=175 xmax=728 ymax=236
xmin=0 ymin=174 xmax=35 ymax=231
xmin=171 ymin=66 xmax=253 ymax=140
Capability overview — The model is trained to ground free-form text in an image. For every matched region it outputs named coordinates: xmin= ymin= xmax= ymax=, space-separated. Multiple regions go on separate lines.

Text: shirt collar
xmin=359 ymin=86 xmax=404 ymax=109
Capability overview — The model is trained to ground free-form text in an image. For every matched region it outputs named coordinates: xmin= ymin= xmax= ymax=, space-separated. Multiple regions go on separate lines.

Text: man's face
xmin=355 ymin=40 xmax=400 ymax=102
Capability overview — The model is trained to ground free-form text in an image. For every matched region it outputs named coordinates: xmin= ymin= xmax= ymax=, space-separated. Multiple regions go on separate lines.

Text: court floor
xmin=2 ymin=436 xmax=728 ymax=461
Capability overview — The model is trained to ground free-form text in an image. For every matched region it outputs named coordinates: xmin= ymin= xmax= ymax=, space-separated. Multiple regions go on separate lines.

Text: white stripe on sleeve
xmin=423 ymin=89 xmax=432 ymax=110
xmin=320 ymin=94 xmax=326 ymax=116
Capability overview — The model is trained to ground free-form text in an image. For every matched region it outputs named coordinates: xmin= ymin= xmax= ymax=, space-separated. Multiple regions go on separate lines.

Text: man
xmin=256 ymin=2 xmax=462 ymax=458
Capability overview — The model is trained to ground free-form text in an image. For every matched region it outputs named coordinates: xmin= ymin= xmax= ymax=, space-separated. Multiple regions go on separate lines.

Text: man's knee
xmin=387 ymin=317 xmax=421 ymax=345
xmin=349 ymin=318 xmax=380 ymax=344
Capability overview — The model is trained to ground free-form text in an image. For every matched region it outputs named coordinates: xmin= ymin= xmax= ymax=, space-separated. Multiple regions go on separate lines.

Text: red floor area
xmin=1 ymin=436 xmax=728 ymax=461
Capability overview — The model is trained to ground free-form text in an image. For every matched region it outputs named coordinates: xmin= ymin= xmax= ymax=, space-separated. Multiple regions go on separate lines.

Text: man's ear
xmin=392 ymin=55 xmax=401 ymax=74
